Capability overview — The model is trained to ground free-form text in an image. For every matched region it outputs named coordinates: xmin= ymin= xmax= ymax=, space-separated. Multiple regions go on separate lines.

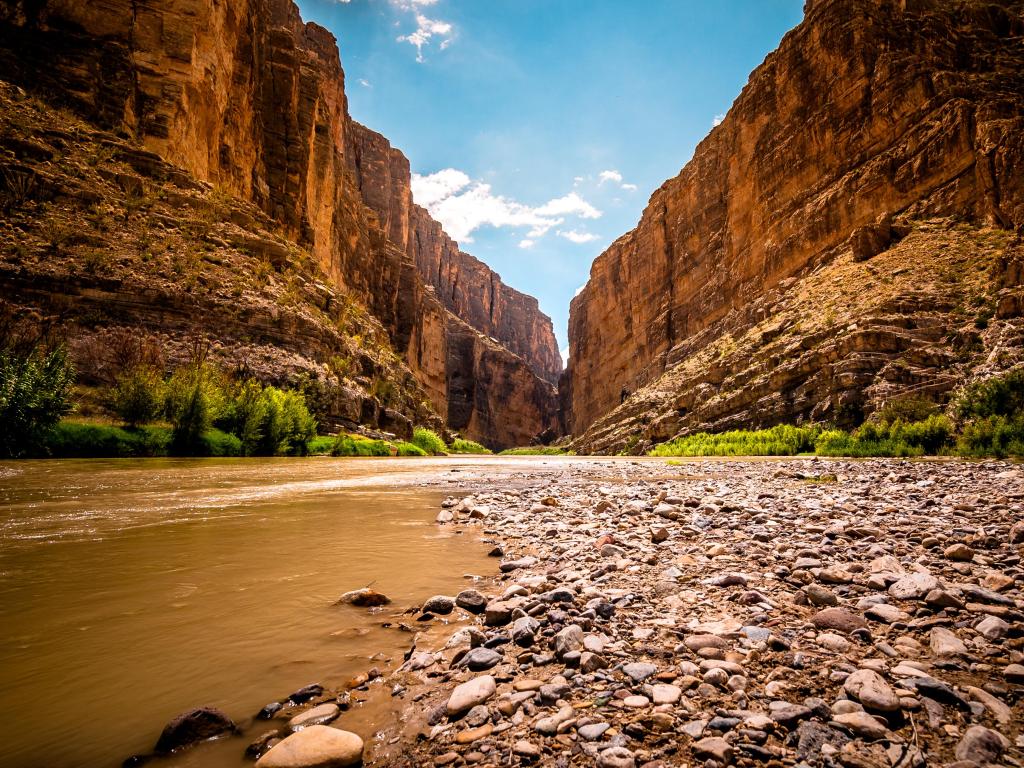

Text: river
xmin=0 ymin=456 xmax=522 ymax=768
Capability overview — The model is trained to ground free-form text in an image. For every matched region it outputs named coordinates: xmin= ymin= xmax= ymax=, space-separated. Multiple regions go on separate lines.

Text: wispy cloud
xmin=411 ymin=169 xmax=602 ymax=244
xmin=392 ymin=0 xmax=453 ymax=62
xmin=558 ymin=229 xmax=599 ymax=244
xmin=358 ymin=78 xmax=372 ymax=88
xmin=713 ymin=113 xmax=726 ymax=127
xmin=598 ymin=169 xmax=638 ymax=192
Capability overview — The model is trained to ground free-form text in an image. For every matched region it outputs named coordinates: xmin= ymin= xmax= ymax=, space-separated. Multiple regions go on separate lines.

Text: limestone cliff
xmin=0 ymin=0 xmax=559 ymax=447
xmin=567 ymin=0 xmax=1024 ymax=452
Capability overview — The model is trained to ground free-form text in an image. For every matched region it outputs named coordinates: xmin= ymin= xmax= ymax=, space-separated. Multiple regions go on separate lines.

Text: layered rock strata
xmin=0 ymin=0 xmax=559 ymax=447
xmin=566 ymin=0 xmax=1024 ymax=450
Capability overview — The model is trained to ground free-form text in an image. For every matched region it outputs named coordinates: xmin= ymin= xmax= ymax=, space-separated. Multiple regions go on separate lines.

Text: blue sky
xmin=294 ymin=0 xmax=805 ymax=359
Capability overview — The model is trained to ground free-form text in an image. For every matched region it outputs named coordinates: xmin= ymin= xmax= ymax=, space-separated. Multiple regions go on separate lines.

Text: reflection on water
xmin=0 ymin=457 xmax=497 ymax=768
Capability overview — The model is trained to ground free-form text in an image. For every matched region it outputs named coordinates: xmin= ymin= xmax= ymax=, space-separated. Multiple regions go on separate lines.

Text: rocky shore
xmin=201 ymin=457 xmax=1024 ymax=768
xmin=360 ymin=457 xmax=1023 ymax=768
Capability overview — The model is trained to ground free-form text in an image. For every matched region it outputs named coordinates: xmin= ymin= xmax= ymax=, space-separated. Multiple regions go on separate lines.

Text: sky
xmin=294 ymin=0 xmax=806 ymax=361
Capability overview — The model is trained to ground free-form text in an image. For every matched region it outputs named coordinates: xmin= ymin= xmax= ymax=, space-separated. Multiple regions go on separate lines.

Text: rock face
xmin=565 ymin=0 xmax=1024 ymax=450
xmin=0 ymin=0 xmax=559 ymax=447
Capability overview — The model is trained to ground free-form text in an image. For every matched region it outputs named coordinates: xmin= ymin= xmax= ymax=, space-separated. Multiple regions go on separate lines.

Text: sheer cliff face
xmin=567 ymin=0 xmax=1024 ymax=440
xmin=0 ymin=0 xmax=559 ymax=446
xmin=348 ymin=122 xmax=563 ymax=386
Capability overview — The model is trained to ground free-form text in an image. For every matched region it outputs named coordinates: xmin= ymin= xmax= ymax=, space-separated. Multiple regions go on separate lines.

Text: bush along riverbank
xmin=2 ymin=329 xmax=490 ymax=459
xmin=649 ymin=369 xmax=1024 ymax=459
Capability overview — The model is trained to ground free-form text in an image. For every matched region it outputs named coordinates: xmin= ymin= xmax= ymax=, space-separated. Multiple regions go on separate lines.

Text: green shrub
xmin=165 ymin=363 xmax=226 ymax=454
xmin=954 ymin=369 xmax=1024 ymax=419
xmin=109 ymin=365 xmax=165 ymax=426
xmin=956 ymin=415 xmax=1024 ymax=458
xmin=220 ymin=381 xmax=316 ymax=456
xmin=0 ymin=342 xmax=75 ymax=457
xmin=649 ymin=425 xmax=819 ymax=457
xmin=448 ymin=438 xmax=492 ymax=454
xmin=395 ymin=441 xmax=427 ymax=456
xmin=307 ymin=435 xmax=336 ymax=455
xmin=412 ymin=427 xmax=447 ymax=455
xmin=498 ymin=446 xmax=570 ymax=456
xmin=45 ymin=421 xmax=172 ymax=458
xmin=331 ymin=434 xmax=391 ymax=457
xmin=197 ymin=428 xmax=242 ymax=457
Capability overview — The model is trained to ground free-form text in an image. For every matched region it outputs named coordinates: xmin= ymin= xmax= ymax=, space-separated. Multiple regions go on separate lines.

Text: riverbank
xmin=305 ymin=456 xmax=1024 ymax=768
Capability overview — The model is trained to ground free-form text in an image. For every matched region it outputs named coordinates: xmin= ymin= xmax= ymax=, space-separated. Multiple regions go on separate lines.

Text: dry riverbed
xmin=241 ymin=457 xmax=1023 ymax=768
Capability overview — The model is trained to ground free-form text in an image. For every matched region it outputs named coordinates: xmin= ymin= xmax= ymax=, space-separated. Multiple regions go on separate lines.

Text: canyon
xmin=0 ymin=0 xmax=559 ymax=448
xmin=565 ymin=0 xmax=1024 ymax=453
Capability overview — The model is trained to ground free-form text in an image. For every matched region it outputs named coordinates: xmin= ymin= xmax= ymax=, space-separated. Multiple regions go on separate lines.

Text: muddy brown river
xmin=0 ymin=456 xmax=538 ymax=768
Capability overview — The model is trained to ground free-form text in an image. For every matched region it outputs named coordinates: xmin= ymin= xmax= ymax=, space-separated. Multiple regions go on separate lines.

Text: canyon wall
xmin=347 ymin=121 xmax=562 ymax=386
xmin=0 ymin=0 xmax=559 ymax=446
xmin=566 ymin=0 xmax=1024 ymax=448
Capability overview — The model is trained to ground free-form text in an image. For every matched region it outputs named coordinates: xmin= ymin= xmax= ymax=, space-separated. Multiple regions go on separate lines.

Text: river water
xmin=0 ymin=457 xmax=513 ymax=768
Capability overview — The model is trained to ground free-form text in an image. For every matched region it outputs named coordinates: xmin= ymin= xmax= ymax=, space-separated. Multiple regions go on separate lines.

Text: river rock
xmin=811 ymin=608 xmax=867 ymax=634
xmin=833 ymin=711 xmax=889 ymax=740
xmin=455 ymin=589 xmax=486 ymax=614
xmin=336 ymin=589 xmax=390 ymax=607
xmin=422 ymin=595 xmax=455 ymax=615
xmin=459 ymin=647 xmax=502 ymax=671
xmin=446 ymin=675 xmax=496 ymax=716
xmin=511 ymin=615 xmax=539 ymax=647
xmin=597 ymin=746 xmax=635 ymax=768
xmin=154 ymin=707 xmax=236 ymax=753
xmin=622 ymin=662 xmax=657 ymax=682
xmin=692 ymin=737 xmax=733 ymax=762
xmin=552 ymin=624 xmax=584 ymax=658
xmin=289 ymin=703 xmax=339 ymax=731
xmin=256 ymin=725 xmax=364 ymax=768
xmin=954 ymin=725 xmax=1008 ymax=764
xmin=930 ymin=626 xmax=967 ymax=657
xmin=888 ymin=571 xmax=939 ymax=600
xmin=843 ymin=669 xmax=900 ymax=712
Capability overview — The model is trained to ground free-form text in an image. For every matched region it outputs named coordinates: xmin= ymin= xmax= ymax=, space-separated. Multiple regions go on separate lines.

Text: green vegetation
xmin=109 ymin=365 xmax=165 ymax=427
xmin=448 ymin=438 xmax=492 ymax=454
xmin=0 ymin=330 xmax=76 ymax=458
xmin=412 ymin=427 xmax=447 ymax=455
xmin=395 ymin=441 xmax=427 ymax=456
xmin=219 ymin=379 xmax=316 ymax=456
xmin=499 ymin=446 xmax=571 ymax=456
xmin=650 ymin=424 xmax=819 ymax=457
xmin=650 ymin=372 xmax=1024 ymax=459
xmin=307 ymin=435 xmax=336 ymax=455
xmin=331 ymin=434 xmax=392 ymax=457
xmin=46 ymin=422 xmax=172 ymax=458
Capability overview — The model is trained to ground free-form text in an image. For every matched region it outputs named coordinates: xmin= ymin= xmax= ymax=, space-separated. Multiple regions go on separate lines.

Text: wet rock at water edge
xmin=256 ymin=725 xmax=364 ymax=767
xmin=153 ymin=707 xmax=236 ymax=753
xmin=446 ymin=675 xmax=496 ymax=716
xmin=455 ymin=589 xmax=487 ymax=613
xmin=422 ymin=595 xmax=455 ymax=615
xmin=336 ymin=589 xmax=391 ymax=608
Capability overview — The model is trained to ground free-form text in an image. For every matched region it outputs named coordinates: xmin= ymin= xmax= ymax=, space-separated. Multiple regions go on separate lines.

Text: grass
xmin=412 ymin=427 xmax=447 ymax=455
xmin=395 ymin=441 xmax=427 ymax=456
xmin=498 ymin=446 xmax=571 ymax=456
xmin=650 ymin=424 xmax=819 ymax=457
xmin=307 ymin=435 xmax=335 ymax=455
xmin=331 ymin=434 xmax=391 ymax=457
xmin=448 ymin=438 xmax=492 ymax=454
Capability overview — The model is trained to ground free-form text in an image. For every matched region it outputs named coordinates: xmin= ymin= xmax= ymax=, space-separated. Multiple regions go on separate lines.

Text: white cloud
xmin=621 ymin=183 xmax=638 ymax=191
xmin=411 ymin=168 xmax=603 ymax=244
xmin=599 ymin=170 xmax=623 ymax=185
xmin=358 ymin=78 xmax=372 ymax=88
xmin=573 ymin=283 xmax=587 ymax=297
xmin=392 ymin=1 xmax=453 ymax=62
xmin=560 ymin=346 xmax=569 ymax=361
xmin=558 ymin=229 xmax=599 ymax=244
xmin=713 ymin=113 xmax=726 ymax=127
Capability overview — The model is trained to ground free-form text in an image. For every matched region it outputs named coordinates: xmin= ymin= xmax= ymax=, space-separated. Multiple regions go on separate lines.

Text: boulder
xmin=256 ymin=725 xmax=364 ymax=767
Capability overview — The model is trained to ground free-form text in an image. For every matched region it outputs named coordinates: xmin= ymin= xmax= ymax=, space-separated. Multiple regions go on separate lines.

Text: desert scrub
xmin=952 ymin=368 xmax=1024 ymax=457
xmin=498 ymin=446 xmax=571 ymax=456
xmin=448 ymin=438 xmax=492 ymax=454
xmin=650 ymin=425 xmax=819 ymax=457
xmin=412 ymin=427 xmax=447 ymax=455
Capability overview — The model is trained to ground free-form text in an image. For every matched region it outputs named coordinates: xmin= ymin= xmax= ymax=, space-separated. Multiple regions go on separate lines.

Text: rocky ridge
xmin=565 ymin=0 xmax=1024 ymax=451
xmin=0 ymin=0 xmax=559 ymax=447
